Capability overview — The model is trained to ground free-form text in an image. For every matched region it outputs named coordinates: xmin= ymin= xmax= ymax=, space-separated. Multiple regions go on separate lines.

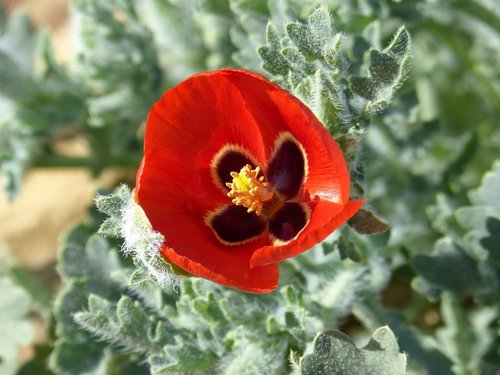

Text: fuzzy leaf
xmin=0 ymin=275 xmax=33 ymax=375
xmin=300 ymin=326 xmax=406 ymax=375
xmin=220 ymin=338 xmax=288 ymax=375
xmin=348 ymin=209 xmax=390 ymax=235
xmin=413 ymin=239 xmax=482 ymax=299
xmin=50 ymin=228 xmax=125 ymax=375
xmin=96 ymin=185 xmax=131 ymax=238
xmin=258 ymin=22 xmax=290 ymax=76
xmin=286 ymin=6 xmax=332 ymax=59
xmin=436 ymin=295 xmax=497 ymax=375
xmin=0 ymin=11 xmax=38 ymax=199
xmin=468 ymin=159 xmax=500 ymax=217
xmin=0 ymin=10 xmax=86 ymax=198
xmin=74 ymin=295 xmax=165 ymax=356
xmin=72 ymin=0 xmax=162 ymax=159
xmin=149 ymin=344 xmax=217 ymax=374
xmin=96 ymin=185 xmax=183 ymax=287
xmin=481 ymin=217 xmax=500 ymax=265
xmin=350 ymin=26 xmax=411 ymax=114
xmin=337 ymin=234 xmax=362 ymax=262
xmin=418 ymin=160 xmax=500 ymax=300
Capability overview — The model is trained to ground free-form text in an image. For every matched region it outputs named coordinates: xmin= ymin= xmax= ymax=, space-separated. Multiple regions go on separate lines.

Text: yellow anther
xmin=226 ymin=164 xmax=274 ymax=216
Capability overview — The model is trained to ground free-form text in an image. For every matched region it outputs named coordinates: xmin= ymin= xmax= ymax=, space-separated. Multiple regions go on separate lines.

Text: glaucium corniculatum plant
xmin=3 ymin=0 xmax=500 ymax=374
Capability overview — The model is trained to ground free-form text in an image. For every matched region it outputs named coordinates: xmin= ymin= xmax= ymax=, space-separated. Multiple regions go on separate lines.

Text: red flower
xmin=135 ymin=69 xmax=364 ymax=293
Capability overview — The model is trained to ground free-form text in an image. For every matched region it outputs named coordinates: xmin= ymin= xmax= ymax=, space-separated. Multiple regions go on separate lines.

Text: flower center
xmin=226 ymin=164 xmax=274 ymax=216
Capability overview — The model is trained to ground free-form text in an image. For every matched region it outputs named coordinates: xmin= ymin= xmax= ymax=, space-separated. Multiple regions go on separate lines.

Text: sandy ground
xmin=0 ymin=168 xmax=127 ymax=268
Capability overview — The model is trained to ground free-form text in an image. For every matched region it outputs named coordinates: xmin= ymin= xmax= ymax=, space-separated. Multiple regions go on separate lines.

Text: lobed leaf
xmin=50 ymin=227 xmax=126 ymax=374
xmin=350 ymin=26 xmax=411 ymax=114
xmin=299 ymin=326 xmax=406 ymax=375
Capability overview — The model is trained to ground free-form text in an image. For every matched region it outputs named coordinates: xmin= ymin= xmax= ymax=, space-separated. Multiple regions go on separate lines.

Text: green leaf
xmin=310 ymin=70 xmax=352 ymax=133
xmin=0 ymin=275 xmax=33 ymax=375
xmin=352 ymin=297 xmax=455 ymax=375
xmin=350 ymin=26 xmax=411 ymax=114
xmin=368 ymin=50 xmax=400 ymax=85
xmin=49 ymin=338 xmax=105 ymax=375
xmin=337 ymin=234 xmax=362 ymax=262
xmin=96 ymin=185 xmax=131 ymax=238
xmin=348 ymin=209 xmax=390 ymax=235
xmin=481 ymin=217 xmax=500 ymax=265
xmin=299 ymin=326 xmax=406 ymax=375
xmin=0 ymin=11 xmax=38 ymax=99
xmin=96 ymin=185 xmax=183 ymax=287
xmin=436 ymin=295 xmax=498 ymax=375
xmin=258 ymin=22 xmax=290 ymax=76
xmin=220 ymin=338 xmax=288 ymax=375
xmin=191 ymin=292 xmax=227 ymax=324
xmin=149 ymin=344 xmax=217 ymax=374
xmin=286 ymin=5 xmax=332 ymax=59
xmin=72 ymin=0 xmax=162 ymax=159
xmin=468 ymin=160 xmax=500 ymax=217
xmin=413 ymin=239 xmax=482 ymax=299
xmin=116 ymin=297 xmax=155 ymax=349
xmin=74 ymin=294 xmax=165 ymax=356
xmin=50 ymin=227 xmax=125 ymax=375
xmin=49 ymin=279 xmax=107 ymax=374
xmin=8 ymin=265 xmax=53 ymax=312
xmin=0 ymin=9 xmax=87 ymax=198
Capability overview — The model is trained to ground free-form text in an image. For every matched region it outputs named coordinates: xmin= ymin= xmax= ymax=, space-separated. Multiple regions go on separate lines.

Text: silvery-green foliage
xmin=0 ymin=7 xmax=37 ymax=174
xmin=349 ymin=26 xmax=411 ymax=115
xmin=414 ymin=160 xmax=500 ymax=301
xmin=136 ymin=0 xmax=270 ymax=85
xmin=352 ymin=296 xmax=455 ymax=375
xmin=298 ymin=326 xmax=406 ymax=375
xmin=0 ymin=271 xmax=34 ymax=375
xmin=96 ymin=185 xmax=181 ymax=288
xmin=258 ymin=6 xmax=411 ymax=135
xmin=1 ymin=0 xmax=498 ymax=374
xmin=88 ymin=184 xmax=404 ymax=374
xmin=71 ymin=0 xmax=162 ymax=159
xmin=409 ymin=160 xmax=500 ymax=374
xmin=72 ymin=266 xmax=405 ymax=374
xmin=72 ymin=274 xmax=303 ymax=373
xmin=0 ymin=11 xmax=85 ymax=198
xmin=436 ymin=295 xmax=498 ymax=375
xmin=258 ymin=6 xmax=353 ymax=135
xmin=49 ymin=224 xmax=133 ymax=374
xmin=351 ymin=161 xmax=500 ymax=375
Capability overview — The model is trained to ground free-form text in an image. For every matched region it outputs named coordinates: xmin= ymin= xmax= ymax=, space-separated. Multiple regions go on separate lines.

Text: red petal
xmin=144 ymin=68 xmax=350 ymax=206
xmin=224 ymin=70 xmax=351 ymax=204
xmin=145 ymin=70 xmax=268 ymax=193
xmin=250 ymin=199 xmax=365 ymax=267
xmin=136 ymin=154 xmax=278 ymax=293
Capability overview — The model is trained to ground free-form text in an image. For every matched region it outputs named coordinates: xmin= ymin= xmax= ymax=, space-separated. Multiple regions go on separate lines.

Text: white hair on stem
xmin=120 ymin=196 xmax=181 ymax=289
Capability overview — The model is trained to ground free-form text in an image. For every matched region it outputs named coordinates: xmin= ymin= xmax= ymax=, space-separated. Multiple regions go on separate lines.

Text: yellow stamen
xmin=226 ymin=164 xmax=274 ymax=216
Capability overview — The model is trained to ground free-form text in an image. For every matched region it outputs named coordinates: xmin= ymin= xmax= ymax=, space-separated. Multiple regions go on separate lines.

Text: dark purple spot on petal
xmin=210 ymin=205 xmax=266 ymax=244
xmin=267 ymin=138 xmax=305 ymax=198
xmin=214 ymin=149 xmax=254 ymax=187
xmin=269 ymin=202 xmax=308 ymax=242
